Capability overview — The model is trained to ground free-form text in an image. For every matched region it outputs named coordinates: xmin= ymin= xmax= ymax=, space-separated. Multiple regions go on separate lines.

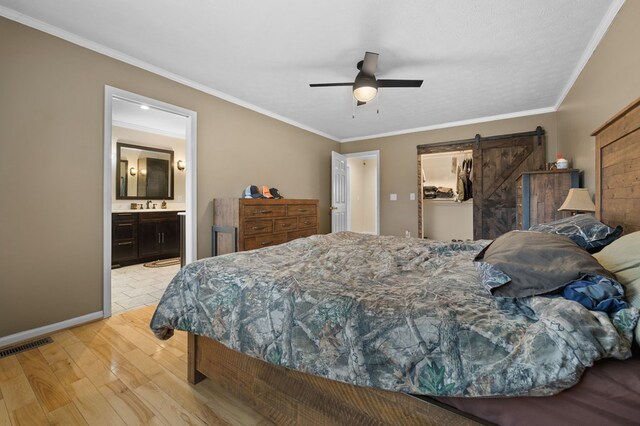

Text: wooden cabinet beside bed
xmin=515 ymin=169 xmax=581 ymax=229
xmin=213 ymin=198 xmax=319 ymax=255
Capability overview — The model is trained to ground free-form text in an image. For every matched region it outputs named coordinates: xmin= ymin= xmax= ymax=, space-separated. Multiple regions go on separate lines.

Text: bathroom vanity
xmin=112 ymin=210 xmax=183 ymax=267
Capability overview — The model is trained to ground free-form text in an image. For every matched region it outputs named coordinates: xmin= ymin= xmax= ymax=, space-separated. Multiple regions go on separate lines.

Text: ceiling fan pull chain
xmin=376 ymin=92 xmax=380 ymax=114
xmin=352 ymin=97 xmax=356 ymax=119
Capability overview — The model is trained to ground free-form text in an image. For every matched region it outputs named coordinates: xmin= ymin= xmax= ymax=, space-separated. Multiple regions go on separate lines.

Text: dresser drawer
xmin=113 ymin=212 xmax=136 ymax=222
xmin=244 ymin=233 xmax=287 ymax=251
xmin=112 ymin=240 xmax=137 ymax=262
xmin=243 ymin=205 xmax=286 ymax=218
xmin=243 ymin=219 xmax=273 ymax=236
xmin=287 ymin=204 xmax=316 ymax=217
xmin=298 ymin=216 xmax=317 ymax=229
xmin=274 ymin=218 xmax=297 ymax=233
xmin=287 ymin=228 xmax=316 ymax=241
xmin=113 ymin=221 xmax=136 ymax=240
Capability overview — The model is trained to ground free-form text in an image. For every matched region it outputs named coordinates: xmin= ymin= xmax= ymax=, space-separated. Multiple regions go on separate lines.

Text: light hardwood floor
xmin=0 ymin=306 xmax=273 ymax=425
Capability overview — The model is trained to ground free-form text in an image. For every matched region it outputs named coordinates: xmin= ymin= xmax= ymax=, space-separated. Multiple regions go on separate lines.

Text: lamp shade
xmin=558 ymin=188 xmax=596 ymax=212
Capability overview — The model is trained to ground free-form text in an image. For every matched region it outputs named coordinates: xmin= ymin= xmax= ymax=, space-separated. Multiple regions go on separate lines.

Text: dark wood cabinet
xmin=112 ymin=213 xmax=138 ymax=264
xmin=516 ymin=169 xmax=581 ymax=229
xmin=112 ymin=211 xmax=182 ymax=267
xmin=213 ymin=199 xmax=320 ymax=255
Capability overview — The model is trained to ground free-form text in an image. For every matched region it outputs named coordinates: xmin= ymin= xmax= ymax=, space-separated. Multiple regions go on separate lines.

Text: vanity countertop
xmin=112 ymin=209 xmax=185 ymax=214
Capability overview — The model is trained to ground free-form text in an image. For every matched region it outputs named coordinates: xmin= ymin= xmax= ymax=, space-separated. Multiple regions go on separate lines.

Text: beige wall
xmin=0 ymin=18 xmax=338 ymax=338
xmin=423 ymin=201 xmax=473 ymax=241
xmin=558 ymin=0 xmax=640 ymax=196
xmin=340 ymin=113 xmax=558 ymax=237
xmin=111 ymin=126 xmax=186 ymax=206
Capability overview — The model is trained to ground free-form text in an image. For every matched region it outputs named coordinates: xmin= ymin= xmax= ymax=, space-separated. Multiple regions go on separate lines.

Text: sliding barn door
xmin=473 ymin=129 xmax=545 ymax=240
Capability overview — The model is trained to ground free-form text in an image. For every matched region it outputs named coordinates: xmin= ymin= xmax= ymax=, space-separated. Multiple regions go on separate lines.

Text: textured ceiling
xmin=0 ymin=0 xmax=621 ymax=141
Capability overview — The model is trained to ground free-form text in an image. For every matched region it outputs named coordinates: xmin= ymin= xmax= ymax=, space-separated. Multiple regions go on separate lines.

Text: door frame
xmin=417 ymin=141 xmax=474 ymax=238
xmin=344 ymin=150 xmax=380 ymax=235
xmin=103 ymin=86 xmax=198 ymax=318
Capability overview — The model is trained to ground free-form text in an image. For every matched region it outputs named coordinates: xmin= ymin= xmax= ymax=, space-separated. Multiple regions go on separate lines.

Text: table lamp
xmin=558 ymin=188 xmax=596 ymax=215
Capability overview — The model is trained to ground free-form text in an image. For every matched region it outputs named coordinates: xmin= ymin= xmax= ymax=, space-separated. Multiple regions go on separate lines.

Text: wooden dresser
xmin=213 ymin=198 xmax=319 ymax=255
xmin=516 ymin=169 xmax=580 ymax=229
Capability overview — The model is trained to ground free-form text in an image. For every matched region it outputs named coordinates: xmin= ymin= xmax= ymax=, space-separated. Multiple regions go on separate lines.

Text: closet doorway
xmin=421 ymin=150 xmax=473 ymax=240
xmin=417 ymin=128 xmax=546 ymax=240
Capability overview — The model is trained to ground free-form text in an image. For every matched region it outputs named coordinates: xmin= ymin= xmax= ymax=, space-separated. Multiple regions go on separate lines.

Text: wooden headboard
xmin=592 ymin=96 xmax=640 ymax=234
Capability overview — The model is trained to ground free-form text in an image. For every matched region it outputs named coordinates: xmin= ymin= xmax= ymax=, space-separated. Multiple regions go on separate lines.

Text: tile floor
xmin=111 ymin=262 xmax=180 ymax=314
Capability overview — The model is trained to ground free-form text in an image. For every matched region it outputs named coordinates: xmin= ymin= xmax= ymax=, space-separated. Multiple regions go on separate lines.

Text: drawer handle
xmin=281 ymin=224 xmax=292 ymax=228
xmin=252 ymin=226 xmax=265 ymax=230
xmin=117 ymin=213 xmax=133 ymax=216
xmin=117 ymin=223 xmax=133 ymax=227
xmin=258 ymin=210 xmax=271 ymax=214
xmin=260 ymin=241 xmax=272 ymax=246
xmin=298 ymin=209 xmax=307 ymax=212
xmin=303 ymin=221 xmax=310 ymax=225
xmin=117 ymin=241 xmax=133 ymax=246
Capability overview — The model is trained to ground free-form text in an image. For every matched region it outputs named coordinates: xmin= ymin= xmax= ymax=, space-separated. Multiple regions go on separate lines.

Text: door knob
xmin=329 ymin=206 xmax=337 ymax=210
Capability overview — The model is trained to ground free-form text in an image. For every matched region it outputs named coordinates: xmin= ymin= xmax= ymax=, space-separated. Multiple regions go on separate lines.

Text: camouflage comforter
xmin=150 ymin=232 xmax=638 ymax=397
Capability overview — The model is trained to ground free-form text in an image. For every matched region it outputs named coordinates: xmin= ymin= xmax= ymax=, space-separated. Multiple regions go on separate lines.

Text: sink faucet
xmin=146 ymin=200 xmax=153 ymax=209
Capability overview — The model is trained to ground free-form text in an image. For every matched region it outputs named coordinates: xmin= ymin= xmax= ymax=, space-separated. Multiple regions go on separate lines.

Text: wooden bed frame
xmin=186 ymin=96 xmax=640 ymax=425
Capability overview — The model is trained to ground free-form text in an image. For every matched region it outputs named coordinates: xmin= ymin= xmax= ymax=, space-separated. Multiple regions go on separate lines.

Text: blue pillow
xmin=529 ymin=214 xmax=622 ymax=253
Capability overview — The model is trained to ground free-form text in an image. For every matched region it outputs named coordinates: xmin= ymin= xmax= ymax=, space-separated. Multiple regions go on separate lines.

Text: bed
xmin=150 ymin=97 xmax=640 ymax=425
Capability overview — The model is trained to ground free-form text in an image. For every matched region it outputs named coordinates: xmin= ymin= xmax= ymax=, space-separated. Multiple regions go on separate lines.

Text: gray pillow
xmin=474 ymin=231 xmax=615 ymax=298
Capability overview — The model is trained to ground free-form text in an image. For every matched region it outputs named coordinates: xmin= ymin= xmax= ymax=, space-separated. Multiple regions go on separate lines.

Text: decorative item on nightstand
xmin=556 ymin=153 xmax=569 ymax=169
xmin=558 ymin=188 xmax=596 ymax=215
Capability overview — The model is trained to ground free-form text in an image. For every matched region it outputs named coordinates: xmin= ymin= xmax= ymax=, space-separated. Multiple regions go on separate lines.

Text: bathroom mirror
xmin=116 ymin=142 xmax=174 ymax=199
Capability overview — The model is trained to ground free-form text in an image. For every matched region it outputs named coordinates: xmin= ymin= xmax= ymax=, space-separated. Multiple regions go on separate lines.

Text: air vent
xmin=0 ymin=337 xmax=53 ymax=358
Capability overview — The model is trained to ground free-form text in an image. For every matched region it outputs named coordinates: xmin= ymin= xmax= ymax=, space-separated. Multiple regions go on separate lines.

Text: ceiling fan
xmin=309 ymin=52 xmax=423 ymax=105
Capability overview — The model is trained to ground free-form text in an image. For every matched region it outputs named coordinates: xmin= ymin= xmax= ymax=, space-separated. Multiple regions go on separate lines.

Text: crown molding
xmin=0 ymin=6 xmax=340 ymax=142
xmin=340 ymin=107 xmax=557 ymax=143
xmin=554 ymin=0 xmax=625 ymax=109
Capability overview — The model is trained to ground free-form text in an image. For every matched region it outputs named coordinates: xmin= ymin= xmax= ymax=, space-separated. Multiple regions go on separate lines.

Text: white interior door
xmin=331 ymin=151 xmax=348 ymax=232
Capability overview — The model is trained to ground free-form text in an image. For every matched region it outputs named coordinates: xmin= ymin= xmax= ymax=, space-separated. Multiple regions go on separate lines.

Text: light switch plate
xmin=410 ymin=193 xmax=416 ymax=200
xmin=390 ymin=193 xmax=397 ymax=201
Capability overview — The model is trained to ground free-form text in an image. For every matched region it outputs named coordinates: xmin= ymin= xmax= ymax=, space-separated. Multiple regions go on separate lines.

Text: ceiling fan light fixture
xmin=353 ymin=85 xmax=378 ymax=103
xmin=353 ymin=75 xmax=378 ymax=103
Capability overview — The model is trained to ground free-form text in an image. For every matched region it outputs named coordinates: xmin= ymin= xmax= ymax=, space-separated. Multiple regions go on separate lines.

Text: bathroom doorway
xmin=103 ymin=87 xmax=197 ymax=317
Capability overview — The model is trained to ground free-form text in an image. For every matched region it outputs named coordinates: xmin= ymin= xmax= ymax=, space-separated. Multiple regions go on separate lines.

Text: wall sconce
xmin=177 ymin=160 xmax=186 ymax=171
xmin=129 ymin=167 xmax=138 ymax=176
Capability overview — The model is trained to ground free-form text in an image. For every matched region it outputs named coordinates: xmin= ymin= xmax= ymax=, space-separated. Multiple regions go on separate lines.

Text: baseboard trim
xmin=0 ymin=311 xmax=104 ymax=349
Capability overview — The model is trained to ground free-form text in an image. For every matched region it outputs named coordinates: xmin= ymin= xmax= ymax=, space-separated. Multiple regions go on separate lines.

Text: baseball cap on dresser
xmin=250 ymin=185 xmax=265 ymax=198
xmin=243 ymin=185 xmax=264 ymax=198
xmin=270 ymin=188 xmax=284 ymax=199
xmin=259 ymin=186 xmax=274 ymax=198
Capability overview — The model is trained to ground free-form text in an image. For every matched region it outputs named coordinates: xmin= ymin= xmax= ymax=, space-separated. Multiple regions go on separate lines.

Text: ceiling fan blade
xmin=378 ymin=79 xmax=423 ymax=88
xmin=309 ymin=82 xmax=353 ymax=87
xmin=357 ymin=100 xmax=366 ymax=106
xmin=361 ymin=52 xmax=379 ymax=76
